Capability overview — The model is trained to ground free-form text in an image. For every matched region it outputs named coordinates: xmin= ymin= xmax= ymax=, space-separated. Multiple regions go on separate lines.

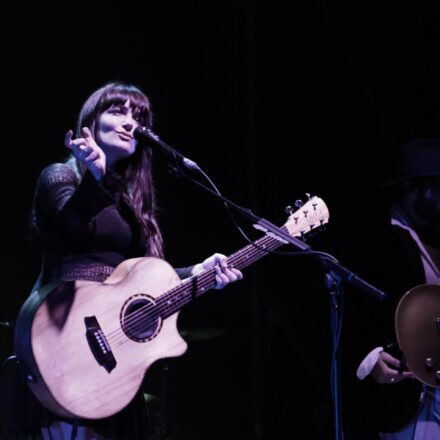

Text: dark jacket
xmin=341 ymin=219 xmax=426 ymax=438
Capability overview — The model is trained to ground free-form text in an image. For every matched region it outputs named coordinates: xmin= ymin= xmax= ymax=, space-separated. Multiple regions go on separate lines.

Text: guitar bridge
xmin=85 ymin=316 xmax=116 ymax=373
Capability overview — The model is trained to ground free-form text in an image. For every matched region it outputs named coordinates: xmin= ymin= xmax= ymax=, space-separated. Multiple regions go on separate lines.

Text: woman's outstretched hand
xmin=64 ymin=128 xmax=106 ymax=181
xmin=191 ymin=253 xmax=243 ymax=289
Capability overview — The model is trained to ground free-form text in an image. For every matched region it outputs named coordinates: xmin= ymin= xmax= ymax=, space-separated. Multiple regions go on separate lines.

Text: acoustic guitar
xmin=15 ymin=196 xmax=329 ymax=419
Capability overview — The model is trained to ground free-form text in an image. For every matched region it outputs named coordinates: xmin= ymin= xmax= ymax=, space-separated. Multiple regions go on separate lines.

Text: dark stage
xmin=0 ymin=1 xmax=439 ymax=439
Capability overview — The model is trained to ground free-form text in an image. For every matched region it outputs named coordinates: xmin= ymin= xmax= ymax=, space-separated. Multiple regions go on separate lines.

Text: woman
xmin=9 ymin=82 xmax=242 ymax=439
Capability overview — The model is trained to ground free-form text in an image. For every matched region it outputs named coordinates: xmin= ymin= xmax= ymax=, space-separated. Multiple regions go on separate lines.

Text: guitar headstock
xmin=284 ymin=196 xmax=329 ymax=238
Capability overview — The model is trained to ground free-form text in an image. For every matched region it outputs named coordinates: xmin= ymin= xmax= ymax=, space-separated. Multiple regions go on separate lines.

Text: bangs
xmin=98 ymin=85 xmax=152 ymax=127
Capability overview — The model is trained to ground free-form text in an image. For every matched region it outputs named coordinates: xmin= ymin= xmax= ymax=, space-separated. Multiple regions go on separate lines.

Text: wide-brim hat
xmin=382 ymin=138 xmax=440 ymax=186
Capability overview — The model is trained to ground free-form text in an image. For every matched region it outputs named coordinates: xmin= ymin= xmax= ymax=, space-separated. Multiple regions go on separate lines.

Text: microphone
xmin=134 ymin=126 xmax=200 ymax=171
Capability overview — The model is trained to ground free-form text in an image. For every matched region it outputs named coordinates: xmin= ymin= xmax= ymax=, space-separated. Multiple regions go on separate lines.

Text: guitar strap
xmin=70 ymin=419 xmax=79 ymax=440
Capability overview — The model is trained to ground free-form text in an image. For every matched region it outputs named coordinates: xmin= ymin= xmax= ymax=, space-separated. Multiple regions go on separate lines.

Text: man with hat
xmin=346 ymin=139 xmax=440 ymax=439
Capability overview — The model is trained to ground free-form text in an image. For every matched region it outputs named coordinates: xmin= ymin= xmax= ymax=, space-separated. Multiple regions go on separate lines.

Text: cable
xmin=196 ymin=167 xmax=336 ymax=263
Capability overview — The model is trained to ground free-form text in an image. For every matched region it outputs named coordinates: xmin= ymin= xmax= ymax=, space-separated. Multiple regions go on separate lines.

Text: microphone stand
xmin=171 ymin=165 xmax=385 ymax=440
xmin=325 ymin=271 xmax=344 ymax=440
xmin=141 ymin=131 xmax=387 ymax=440
xmin=170 ymin=162 xmax=386 ymax=300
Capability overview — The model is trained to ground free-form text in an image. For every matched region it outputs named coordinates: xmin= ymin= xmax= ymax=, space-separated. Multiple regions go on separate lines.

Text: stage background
xmin=0 ymin=1 xmax=438 ymax=438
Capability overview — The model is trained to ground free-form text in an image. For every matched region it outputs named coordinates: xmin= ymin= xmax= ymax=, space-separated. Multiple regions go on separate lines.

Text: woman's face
xmin=95 ymin=99 xmax=141 ymax=165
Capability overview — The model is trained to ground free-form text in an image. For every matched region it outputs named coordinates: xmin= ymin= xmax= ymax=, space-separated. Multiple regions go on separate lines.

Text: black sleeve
xmin=175 ymin=266 xmax=195 ymax=279
xmin=34 ymin=163 xmax=124 ymax=238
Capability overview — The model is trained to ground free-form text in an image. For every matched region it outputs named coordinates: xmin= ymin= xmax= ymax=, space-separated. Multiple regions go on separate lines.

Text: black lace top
xmin=33 ymin=162 xmax=191 ymax=286
xmin=33 ymin=162 xmax=149 ymax=284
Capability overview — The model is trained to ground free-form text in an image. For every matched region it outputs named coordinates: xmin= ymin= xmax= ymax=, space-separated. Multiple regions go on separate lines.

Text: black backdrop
xmin=0 ymin=1 xmax=438 ymax=439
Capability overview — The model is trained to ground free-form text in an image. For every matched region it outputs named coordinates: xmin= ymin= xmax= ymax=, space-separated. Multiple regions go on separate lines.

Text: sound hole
xmin=121 ymin=295 xmax=161 ymax=342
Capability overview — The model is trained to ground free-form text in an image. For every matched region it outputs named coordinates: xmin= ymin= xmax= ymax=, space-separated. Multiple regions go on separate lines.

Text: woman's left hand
xmin=192 ymin=253 xmax=243 ymax=289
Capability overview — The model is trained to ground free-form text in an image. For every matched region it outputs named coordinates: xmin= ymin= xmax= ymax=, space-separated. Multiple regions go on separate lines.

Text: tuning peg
xmin=294 ymin=199 xmax=303 ymax=209
xmin=305 ymin=193 xmax=312 ymax=200
xmin=285 ymin=205 xmax=294 ymax=215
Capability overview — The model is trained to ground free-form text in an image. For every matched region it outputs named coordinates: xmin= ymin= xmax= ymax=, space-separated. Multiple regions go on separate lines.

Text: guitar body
xmin=15 ymin=257 xmax=187 ymax=419
xmin=14 ymin=196 xmax=330 ymax=420
xmin=395 ymin=283 xmax=440 ymax=388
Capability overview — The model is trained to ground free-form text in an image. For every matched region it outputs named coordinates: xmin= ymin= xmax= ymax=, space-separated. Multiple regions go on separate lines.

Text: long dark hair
xmin=71 ymin=82 xmax=164 ymax=258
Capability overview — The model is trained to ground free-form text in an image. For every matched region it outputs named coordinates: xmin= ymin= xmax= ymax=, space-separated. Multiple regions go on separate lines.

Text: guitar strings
xmin=105 ymin=231 xmax=279 ymax=343
xmin=105 ymin=251 xmax=260 ymax=344
xmin=105 ymin=211 xmax=328 ymax=345
xmin=105 ymin=223 xmax=318 ymax=345
xmin=104 ymin=233 xmax=278 ymax=345
xmin=105 ymin=217 xmax=323 ymax=346
xmin=104 ymin=203 xmax=326 ymax=343
xmin=104 ymin=232 xmax=274 ymax=342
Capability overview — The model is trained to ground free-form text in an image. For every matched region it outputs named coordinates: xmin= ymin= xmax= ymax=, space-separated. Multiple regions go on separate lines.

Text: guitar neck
xmin=158 ymin=228 xmax=289 ymax=319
